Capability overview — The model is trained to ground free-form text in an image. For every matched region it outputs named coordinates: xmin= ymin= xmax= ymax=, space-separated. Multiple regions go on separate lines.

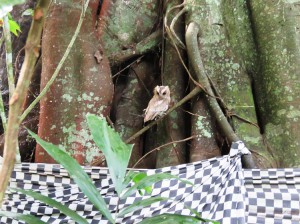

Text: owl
xmin=144 ymin=86 xmax=171 ymax=122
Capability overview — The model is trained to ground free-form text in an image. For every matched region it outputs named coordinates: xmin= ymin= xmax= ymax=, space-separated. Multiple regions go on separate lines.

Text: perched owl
xmin=144 ymin=86 xmax=171 ymax=122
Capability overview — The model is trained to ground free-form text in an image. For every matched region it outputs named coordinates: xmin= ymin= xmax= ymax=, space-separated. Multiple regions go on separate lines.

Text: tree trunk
xmin=35 ymin=0 xmax=114 ymax=165
xmin=249 ymin=0 xmax=300 ymax=167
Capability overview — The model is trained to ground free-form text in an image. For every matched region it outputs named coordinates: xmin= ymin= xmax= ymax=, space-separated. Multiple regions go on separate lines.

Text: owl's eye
xmin=162 ymin=91 xmax=166 ymax=95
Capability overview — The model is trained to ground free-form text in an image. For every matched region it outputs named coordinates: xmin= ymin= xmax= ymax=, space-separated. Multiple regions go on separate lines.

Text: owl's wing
xmin=144 ymin=99 xmax=168 ymax=122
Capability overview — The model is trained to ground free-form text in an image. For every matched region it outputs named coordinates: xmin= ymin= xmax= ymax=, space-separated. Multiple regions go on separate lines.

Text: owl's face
xmin=154 ymin=86 xmax=170 ymax=100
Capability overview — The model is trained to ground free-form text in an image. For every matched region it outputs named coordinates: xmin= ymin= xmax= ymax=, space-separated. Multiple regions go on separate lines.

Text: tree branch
xmin=0 ymin=0 xmax=51 ymax=206
xmin=108 ymin=30 xmax=162 ymax=65
xmin=125 ymin=86 xmax=201 ymax=144
xmin=185 ymin=22 xmax=256 ymax=168
xmin=20 ymin=0 xmax=90 ymax=122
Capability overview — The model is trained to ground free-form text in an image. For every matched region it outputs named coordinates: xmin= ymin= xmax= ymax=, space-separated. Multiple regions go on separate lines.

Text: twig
xmin=169 ymin=8 xmax=186 ymax=49
xmin=14 ymin=46 xmax=25 ymax=77
xmin=125 ymin=86 xmax=201 ymax=144
xmin=3 ymin=16 xmax=16 ymax=98
xmin=164 ymin=0 xmax=186 ymax=49
xmin=0 ymin=0 xmax=52 ymax=206
xmin=112 ymin=55 xmax=144 ymax=78
xmin=0 ymin=35 xmax=6 ymax=132
xmin=20 ymin=0 xmax=90 ymax=123
xmin=132 ymin=135 xmax=196 ymax=168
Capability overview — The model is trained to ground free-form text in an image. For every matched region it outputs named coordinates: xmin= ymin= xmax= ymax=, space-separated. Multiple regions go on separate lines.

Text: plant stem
xmin=20 ymin=0 xmax=90 ymax=122
xmin=3 ymin=16 xmax=16 ymax=98
xmin=3 ymin=15 xmax=20 ymax=162
xmin=0 ymin=0 xmax=51 ymax=206
xmin=0 ymin=35 xmax=6 ymax=132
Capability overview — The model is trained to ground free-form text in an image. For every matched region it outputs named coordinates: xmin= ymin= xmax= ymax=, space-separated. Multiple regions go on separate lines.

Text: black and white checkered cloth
xmin=0 ymin=141 xmax=299 ymax=223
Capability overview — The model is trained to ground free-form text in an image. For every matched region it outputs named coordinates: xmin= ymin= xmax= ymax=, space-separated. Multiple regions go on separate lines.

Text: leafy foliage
xmin=0 ymin=210 xmax=46 ymax=224
xmin=7 ymin=17 xmax=21 ymax=36
xmin=87 ymin=114 xmax=133 ymax=196
xmin=1 ymin=114 xmax=217 ymax=224
xmin=27 ymin=130 xmax=114 ymax=224
xmin=10 ymin=188 xmax=89 ymax=224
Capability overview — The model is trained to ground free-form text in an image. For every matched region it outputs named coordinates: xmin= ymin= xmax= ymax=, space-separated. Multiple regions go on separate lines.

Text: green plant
xmin=0 ymin=114 xmax=218 ymax=224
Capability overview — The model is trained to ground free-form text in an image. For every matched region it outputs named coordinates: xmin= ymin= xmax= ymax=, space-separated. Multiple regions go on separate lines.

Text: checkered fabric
xmin=244 ymin=168 xmax=300 ymax=224
xmin=0 ymin=141 xmax=299 ymax=223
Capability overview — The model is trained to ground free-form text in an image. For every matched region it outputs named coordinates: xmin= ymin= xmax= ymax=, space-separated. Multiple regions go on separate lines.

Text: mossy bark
xmin=249 ymin=0 xmax=300 ymax=167
xmin=114 ymin=59 xmax=159 ymax=168
xmin=155 ymin=0 xmax=187 ymax=168
xmin=98 ymin=0 xmax=160 ymax=64
xmin=36 ymin=0 xmax=114 ymax=165
xmin=185 ymin=0 xmax=273 ymax=167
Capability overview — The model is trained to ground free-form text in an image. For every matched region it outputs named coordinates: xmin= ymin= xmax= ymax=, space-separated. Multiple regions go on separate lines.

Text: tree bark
xmin=35 ymin=0 xmax=114 ymax=165
xmin=249 ymin=0 xmax=300 ymax=167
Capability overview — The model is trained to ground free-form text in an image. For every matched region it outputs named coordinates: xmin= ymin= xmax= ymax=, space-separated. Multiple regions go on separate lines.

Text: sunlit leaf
xmin=8 ymin=18 xmax=21 ymax=36
xmin=10 ymin=188 xmax=88 ymax=224
xmin=138 ymin=214 xmax=204 ymax=224
xmin=87 ymin=114 xmax=133 ymax=196
xmin=132 ymin=173 xmax=152 ymax=195
xmin=121 ymin=173 xmax=193 ymax=199
xmin=0 ymin=210 xmax=46 ymax=224
xmin=28 ymin=130 xmax=114 ymax=224
xmin=118 ymin=197 xmax=168 ymax=217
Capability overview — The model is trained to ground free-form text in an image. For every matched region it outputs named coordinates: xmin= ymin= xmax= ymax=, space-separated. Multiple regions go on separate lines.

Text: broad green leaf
xmin=8 ymin=18 xmax=21 ymax=36
xmin=121 ymin=173 xmax=193 ymax=199
xmin=0 ymin=210 xmax=46 ymax=224
xmin=118 ymin=197 xmax=168 ymax=217
xmin=0 ymin=0 xmax=26 ymax=18
xmin=87 ymin=114 xmax=133 ymax=196
xmin=28 ymin=130 xmax=114 ymax=224
xmin=132 ymin=173 xmax=152 ymax=195
xmin=10 ymin=188 xmax=88 ymax=224
xmin=138 ymin=214 xmax=204 ymax=224
xmin=22 ymin=8 xmax=33 ymax=16
xmin=183 ymin=205 xmax=219 ymax=223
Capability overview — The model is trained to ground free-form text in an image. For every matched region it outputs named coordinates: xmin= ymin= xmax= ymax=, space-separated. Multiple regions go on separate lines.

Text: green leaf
xmin=0 ymin=0 xmax=26 ymax=18
xmin=10 ymin=188 xmax=88 ymax=224
xmin=132 ymin=173 xmax=152 ymax=195
xmin=182 ymin=205 xmax=219 ymax=223
xmin=22 ymin=8 xmax=33 ymax=16
xmin=8 ymin=18 xmax=21 ymax=36
xmin=86 ymin=114 xmax=133 ymax=196
xmin=0 ymin=210 xmax=46 ymax=224
xmin=118 ymin=197 xmax=168 ymax=217
xmin=27 ymin=130 xmax=114 ymax=224
xmin=121 ymin=173 xmax=193 ymax=199
xmin=138 ymin=214 xmax=204 ymax=224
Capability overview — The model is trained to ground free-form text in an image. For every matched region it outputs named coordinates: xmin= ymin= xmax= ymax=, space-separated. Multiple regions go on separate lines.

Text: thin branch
xmin=0 ymin=0 xmax=52 ymax=206
xmin=125 ymin=86 xmax=201 ymax=144
xmin=3 ymin=15 xmax=20 ymax=162
xmin=112 ymin=55 xmax=144 ymax=78
xmin=3 ymin=16 xmax=16 ymax=98
xmin=164 ymin=0 xmax=186 ymax=49
xmin=169 ymin=8 xmax=186 ymax=49
xmin=20 ymin=0 xmax=90 ymax=122
xmin=0 ymin=35 xmax=6 ymax=132
xmin=132 ymin=135 xmax=196 ymax=168
xmin=185 ymin=22 xmax=256 ymax=168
